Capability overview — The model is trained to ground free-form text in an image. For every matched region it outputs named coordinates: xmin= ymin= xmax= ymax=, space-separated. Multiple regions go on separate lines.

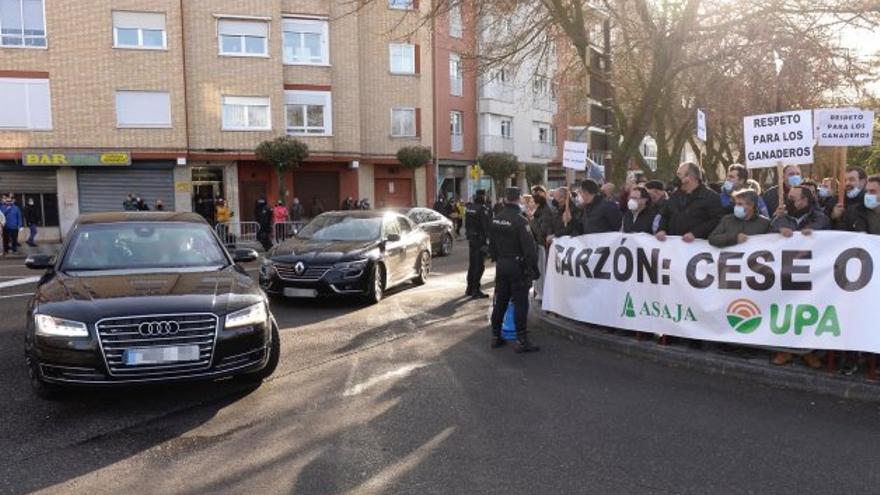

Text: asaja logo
xmin=726 ymin=298 xmax=762 ymax=334
xmin=621 ymin=292 xmax=697 ymax=323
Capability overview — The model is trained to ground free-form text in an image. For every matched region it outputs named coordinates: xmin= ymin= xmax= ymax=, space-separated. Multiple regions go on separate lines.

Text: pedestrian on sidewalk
xmin=24 ymin=197 xmax=40 ymax=247
xmin=155 ymin=199 xmax=165 ymax=211
xmin=1 ymin=194 xmax=23 ymax=254
xmin=0 ymin=207 xmax=5 ymax=257
xmin=289 ymin=197 xmax=305 ymax=222
xmin=464 ymin=189 xmax=491 ymax=299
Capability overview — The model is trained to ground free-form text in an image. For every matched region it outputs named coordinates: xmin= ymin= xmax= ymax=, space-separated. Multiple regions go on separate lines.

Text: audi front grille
xmin=274 ymin=262 xmax=332 ymax=282
xmin=96 ymin=313 xmax=218 ymax=378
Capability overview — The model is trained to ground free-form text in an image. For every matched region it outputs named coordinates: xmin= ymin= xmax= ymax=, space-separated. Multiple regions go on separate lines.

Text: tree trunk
xmin=277 ymin=164 xmax=287 ymax=205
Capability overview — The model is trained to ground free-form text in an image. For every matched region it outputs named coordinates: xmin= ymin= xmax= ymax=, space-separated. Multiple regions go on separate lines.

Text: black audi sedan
xmin=24 ymin=212 xmax=280 ymax=398
xmin=260 ymin=210 xmax=431 ymax=303
xmin=401 ymin=207 xmax=455 ymax=257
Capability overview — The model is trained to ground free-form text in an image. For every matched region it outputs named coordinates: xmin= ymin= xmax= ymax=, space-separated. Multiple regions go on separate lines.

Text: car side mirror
xmin=25 ymin=254 xmax=54 ymax=270
xmin=232 ymin=248 xmax=259 ymax=263
xmin=386 ymin=233 xmax=401 ymax=243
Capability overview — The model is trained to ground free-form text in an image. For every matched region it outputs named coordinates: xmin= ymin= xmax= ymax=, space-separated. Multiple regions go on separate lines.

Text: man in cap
xmin=489 ymin=187 xmax=540 ymax=353
xmin=464 ymin=189 xmax=491 ymax=299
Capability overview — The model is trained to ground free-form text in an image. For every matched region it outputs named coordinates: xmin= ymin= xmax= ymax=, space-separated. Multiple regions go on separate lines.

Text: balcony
xmin=479 ymin=83 xmax=513 ymax=103
xmin=532 ymin=141 xmax=556 ymax=159
xmin=534 ymin=96 xmax=558 ymax=114
xmin=450 ymin=77 xmax=463 ymax=97
xmin=451 ymin=134 xmax=463 ymax=152
xmin=480 ymin=134 xmax=514 ymax=154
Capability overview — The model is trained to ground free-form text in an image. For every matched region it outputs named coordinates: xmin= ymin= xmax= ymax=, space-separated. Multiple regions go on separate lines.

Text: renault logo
xmin=294 ymin=262 xmax=306 ymax=276
xmin=138 ymin=320 xmax=180 ymax=336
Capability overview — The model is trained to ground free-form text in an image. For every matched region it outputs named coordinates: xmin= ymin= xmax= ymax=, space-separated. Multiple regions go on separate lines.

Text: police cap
xmin=505 ymin=187 xmax=522 ymax=202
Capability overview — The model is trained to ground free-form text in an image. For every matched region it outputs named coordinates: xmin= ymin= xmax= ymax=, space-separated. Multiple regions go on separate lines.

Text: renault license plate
xmin=123 ymin=345 xmax=200 ymax=365
xmin=284 ymin=287 xmax=318 ymax=298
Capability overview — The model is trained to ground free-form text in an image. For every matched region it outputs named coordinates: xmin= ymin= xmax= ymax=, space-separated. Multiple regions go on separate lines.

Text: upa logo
xmin=726 ymin=298 xmax=762 ymax=334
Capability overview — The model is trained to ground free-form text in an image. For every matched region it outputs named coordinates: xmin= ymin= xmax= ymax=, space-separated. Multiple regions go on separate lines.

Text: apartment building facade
xmin=0 ymin=0 xmax=434 ymax=238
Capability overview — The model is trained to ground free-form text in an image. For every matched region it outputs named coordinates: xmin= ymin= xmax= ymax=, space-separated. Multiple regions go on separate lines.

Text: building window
xmin=218 ymin=18 xmax=268 ymax=57
xmin=221 ymin=96 xmax=270 ymax=131
xmin=285 ymin=90 xmax=332 ymax=135
xmin=450 ymin=111 xmax=463 ymax=152
xmin=388 ymin=0 xmax=414 ymax=10
xmin=500 ymin=117 xmax=512 ymax=138
xmin=449 ymin=3 xmax=462 ymax=37
xmin=0 ymin=77 xmax=51 ymax=129
xmin=536 ymin=123 xmax=555 ymax=143
xmin=389 ymin=43 xmax=415 ymax=74
xmin=112 ymin=11 xmax=166 ymax=50
xmin=391 ymin=108 xmax=416 ymax=137
xmin=449 ymin=53 xmax=462 ymax=96
xmin=115 ymin=90 xmax=171 ymax=128
xmin=0 ymin=0 xmax=46 ymax=47
xmin=282 ymin=18 xmax=329 ymax=65
xmin=532 ymin=75 xmax=550 ymax=95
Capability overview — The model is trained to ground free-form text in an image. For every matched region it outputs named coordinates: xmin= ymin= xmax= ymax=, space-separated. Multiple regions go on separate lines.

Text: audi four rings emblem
xmin=294 ymin=262 xmax=306 ymax=275
xmin=138 ymin=320 xmax=180 ymax=336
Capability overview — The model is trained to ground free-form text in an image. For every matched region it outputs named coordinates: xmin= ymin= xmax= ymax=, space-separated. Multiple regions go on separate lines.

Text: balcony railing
xmin=450 ymin=77 xmax=463 ymax=97
xmin=451 ymin=134 xmax=463 ymax=152
xmin=480 ymin=134 xmax=514 ymax=154
xmin=532 ymin=141 xmax=556 ymax=158
xmin=479 ymin=83 xmax=513 ymax=102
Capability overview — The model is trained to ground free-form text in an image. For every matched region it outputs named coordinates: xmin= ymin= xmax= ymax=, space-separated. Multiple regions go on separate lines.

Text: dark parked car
xmin=402 ymin=207 xmax=454 ymax=256
xmin=24 ymin=212 xmax=279 ymax=398
xmin=260 ymin=210 xmax=431 ymax=303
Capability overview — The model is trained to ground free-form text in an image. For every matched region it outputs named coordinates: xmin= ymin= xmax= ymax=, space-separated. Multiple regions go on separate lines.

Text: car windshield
xmin=62 ymin=223 xmax=228 ymax=271
xmin=296 ymin=215 xmax=382 ymax=242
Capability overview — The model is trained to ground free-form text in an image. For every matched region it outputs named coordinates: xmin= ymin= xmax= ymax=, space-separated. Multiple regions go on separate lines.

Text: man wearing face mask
xmin=708 ymin=190 xmax=770 ymax=248
xmin=840 ymin=175 xmax=880 ymax=235
xmin=831 ymin=166 xmax=868 ymax=225
xmin=769 ymin=185 xmax=830 ymax=237
xmin=818 ymin=178 xmax=838 ymax=217
xmin=569 ymin=179 xmax=622 ymax=235
xmin=720 ymin=164 xmax=769 ymax=217
xmin=763 ymin=164 xmax=802 ymax=215
xmin=655 ymin=162 xmax=724 ymax=243
xmin=622 ymin=186 xmax=659 ymax=234
xmin=552 ymin=186 xmax=582 ymax=237
xmin=529 ymin=185 xmax=555 ymax=301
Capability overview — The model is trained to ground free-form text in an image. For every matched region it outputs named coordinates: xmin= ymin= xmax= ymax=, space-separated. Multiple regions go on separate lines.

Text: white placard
xmin=562 ymin=141 xmax=588 ymax=171
xmin=696 ymin=109 xmax=707 ymax=142
xmin=743 ymin=110 xmax=814 ymax=169
xmin=815 ymin=108 xmax=874 ymax=147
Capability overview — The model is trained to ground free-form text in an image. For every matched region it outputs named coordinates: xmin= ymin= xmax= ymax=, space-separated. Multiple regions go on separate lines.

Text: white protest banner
xmin=562 ymin=141 xmax=588 ymax=171
xmin=815 ymin=108 xmax=875 ymax=147
xmin=743 ymin=110 xmax=814 ymax=169
xmin=542 ymin=232 xmax=880 ymax=353
xmin=696 ymin=109 xmax=707 ymax=142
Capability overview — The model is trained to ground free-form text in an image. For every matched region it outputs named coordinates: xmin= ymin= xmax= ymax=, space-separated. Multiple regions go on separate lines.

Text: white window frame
xmin=388 ymin=0 xmax=414 ymax=10
xmin=500 ymin=117 xmax=512 ymax=138
xmin=389 ymin=42 xmax=415 ymax=75
xmin=0 ymin=77 xmax=51 ymax=130
xmin=112 ymin=11 xmax=167 ymax=50
xmin=284 ymin=90 xmax=332 ymax=136
xmin=449 ymin=3 xmax=462 ymax=38
xmin=449 ymin=53 xmax=462 ymax=96
xmin=221 ymin=96 xmax=271 ymax=131
xmin=450 ymin=111 xmax=462 ymax=136
xmin=217 ymin=18 xmax=269 ymax=57
xmin=115 ymin=90 xmax=172 ymax=128
xmin=391 ymin=108 xmax=416 ymax=138
xmin=282 ymin=17 xmax=329 ymax=66
xmin=0 ymin=0 xmax=47 ymax=48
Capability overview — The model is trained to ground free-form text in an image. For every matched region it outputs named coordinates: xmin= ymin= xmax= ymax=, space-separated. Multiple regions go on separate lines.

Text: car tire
xmin=414 ymin=251 xmax=431 ymax=285
xmin=238 ymin=323 xmax=280 ymax=383
xmin=26 ymin=354 xmax=62 ymax=400
xmin=439 ymin=233 xmax=453 ymax=257
xmin=365 ymin=263 xmax=385 ymax=304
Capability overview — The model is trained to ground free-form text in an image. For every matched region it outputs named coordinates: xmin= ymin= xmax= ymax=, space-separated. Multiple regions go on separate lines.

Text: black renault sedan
xmin=260 ymin=210 xmax=431 ymax=303
xmin=24 ymin=212 xmax=280 ymax=398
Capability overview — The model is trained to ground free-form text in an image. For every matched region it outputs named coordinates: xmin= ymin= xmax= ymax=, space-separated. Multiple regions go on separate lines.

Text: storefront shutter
xmin=77 ymin=165 xmax=175 ymax=213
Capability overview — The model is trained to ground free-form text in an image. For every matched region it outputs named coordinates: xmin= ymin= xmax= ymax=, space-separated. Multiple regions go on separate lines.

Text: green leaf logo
xmin=726 ymin=299 xmax=762 ymax=334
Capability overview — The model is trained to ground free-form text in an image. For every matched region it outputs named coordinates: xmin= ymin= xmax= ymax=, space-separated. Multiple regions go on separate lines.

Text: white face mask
xmin=627 ymin=199 xmax=640 ymax=211
xmin=723 ymin=180 xmax=735 ymax=192
xmin=847 ymin=187 xmax=862 ymax=199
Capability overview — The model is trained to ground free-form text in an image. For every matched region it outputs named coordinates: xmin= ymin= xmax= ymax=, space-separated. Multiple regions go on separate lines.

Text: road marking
xmin=0 ymin=292 xmax=33 ymax=300
xmin=343 ymin=362 xmax=427 ymax=397
xmin=0 ymin=276 xmax=39 ymax=289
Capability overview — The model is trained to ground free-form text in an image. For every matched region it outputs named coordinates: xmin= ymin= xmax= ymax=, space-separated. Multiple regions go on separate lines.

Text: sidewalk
xmin=2 ymin=242 xmax=62 ymax=260
xmin=532 ymin=305 xmax=880 ymax=402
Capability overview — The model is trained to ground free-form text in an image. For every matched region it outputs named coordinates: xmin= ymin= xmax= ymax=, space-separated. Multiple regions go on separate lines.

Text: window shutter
xmin=414 ymin=44 xmax=421 ymax=74
xmin=415 ymin=108 xmax=422 ymax=137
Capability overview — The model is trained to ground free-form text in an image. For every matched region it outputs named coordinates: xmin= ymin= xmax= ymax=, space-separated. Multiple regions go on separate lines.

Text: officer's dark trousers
xmin=490 ymin=258 xmax=530 ymax=339
xmin=466 ymin=240 xmax=485 ymax=292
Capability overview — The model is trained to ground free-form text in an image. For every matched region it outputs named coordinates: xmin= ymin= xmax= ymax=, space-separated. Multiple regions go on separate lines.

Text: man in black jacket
xmin=570 ymin=179 xmax=622 ymax=235
xmin=622 ymin=186 xmax=658 ymax=234
xmin=23 ymin=197 xmax=40 ymax=247
xmin=529 ymin=185 xmax=555 ymax=300
xmin=465 ymin=189 xmax=492 ymax=299
xmin=840 ymin=175 xmax=880 ymax=234
xmin=656 ymin=162 xmax=724 ymax=242
xmin=831 ymin=166 xmax=868 ymax=226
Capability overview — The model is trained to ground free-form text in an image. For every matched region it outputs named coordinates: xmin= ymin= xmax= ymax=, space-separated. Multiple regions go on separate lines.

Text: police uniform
xmin=489 ymin=188 xmax=540 ymax=352
xmin=464 ymin=190 xmax=491 ymax=298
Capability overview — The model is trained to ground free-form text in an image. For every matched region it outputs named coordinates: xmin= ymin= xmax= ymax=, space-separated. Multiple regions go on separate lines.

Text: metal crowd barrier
xmin=215 ymin=221 xmax=262 ymax=250
xmin=273 ymin=221 xmax=307 ymax=243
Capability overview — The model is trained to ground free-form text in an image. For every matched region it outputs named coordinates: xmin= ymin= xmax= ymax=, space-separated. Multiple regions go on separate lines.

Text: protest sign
xmin=815 ymin=108 xmax=874 ymax=147
xmin=543 ymin=232 xmax=880 ymax=353
xmin=696 ymin=109 xmax=707 ymax=142
xmin=743 ymin=110 xmax=814 ymax=169
xmin=562 ymin=141 xmax=588 ymax=171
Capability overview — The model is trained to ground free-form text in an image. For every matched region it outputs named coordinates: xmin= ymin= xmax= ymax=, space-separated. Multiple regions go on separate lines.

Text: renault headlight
xmin=34 ymin=314 xmax=89 ymax=338
xmin=225 ymin=302 xmax=268 ymax=329
xmin=334 ymin=260 xmax=368 ymax=271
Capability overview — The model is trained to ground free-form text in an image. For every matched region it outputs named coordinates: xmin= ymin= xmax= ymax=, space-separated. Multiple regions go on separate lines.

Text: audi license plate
xmin=123 ymin=345 xmax=200 ymax=366
xmin=284 ymin=288 xmax=318 ymax=298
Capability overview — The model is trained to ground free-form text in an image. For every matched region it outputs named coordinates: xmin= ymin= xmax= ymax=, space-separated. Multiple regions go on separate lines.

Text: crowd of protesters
xmin=1 ymin=193 xmax=43 ymax=255
xmin=501 ymin=160 xmax=880 ymax=375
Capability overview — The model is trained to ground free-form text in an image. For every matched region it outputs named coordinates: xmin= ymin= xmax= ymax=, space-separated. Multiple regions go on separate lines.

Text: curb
xmin=532 ymin=306 xmax=880 ymax=402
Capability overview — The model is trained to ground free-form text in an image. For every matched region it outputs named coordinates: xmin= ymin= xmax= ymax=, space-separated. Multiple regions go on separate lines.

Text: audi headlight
xmin=225 ymin=302 xmax=268 ymax=329
xmin=34 ymin=314 xmax=89 ymax=338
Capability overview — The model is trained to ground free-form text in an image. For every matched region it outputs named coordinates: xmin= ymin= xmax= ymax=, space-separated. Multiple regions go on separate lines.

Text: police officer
xmin=465 ymin=189 xmax=491 ymax=299
xmin=489 ymin=187 xmax=540 ymax=353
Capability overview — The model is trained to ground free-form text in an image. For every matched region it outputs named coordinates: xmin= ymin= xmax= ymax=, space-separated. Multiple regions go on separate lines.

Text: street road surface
xmin=1 ymin=246 xmax=879 ymax=494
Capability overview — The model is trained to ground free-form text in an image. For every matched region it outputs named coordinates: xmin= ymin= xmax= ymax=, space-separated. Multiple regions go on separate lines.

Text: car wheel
xmin=414 ymin=251 xmax=431 ymax=285
xmin=26 ymin=353 xmax=61 ymax=400
xmin=238 ymin=323 xmax=280 ymax=383
xmin=440 ymin=233 xmax=453 ymax=256
xmin=365 ymin=263 xmax=385 ymax=304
